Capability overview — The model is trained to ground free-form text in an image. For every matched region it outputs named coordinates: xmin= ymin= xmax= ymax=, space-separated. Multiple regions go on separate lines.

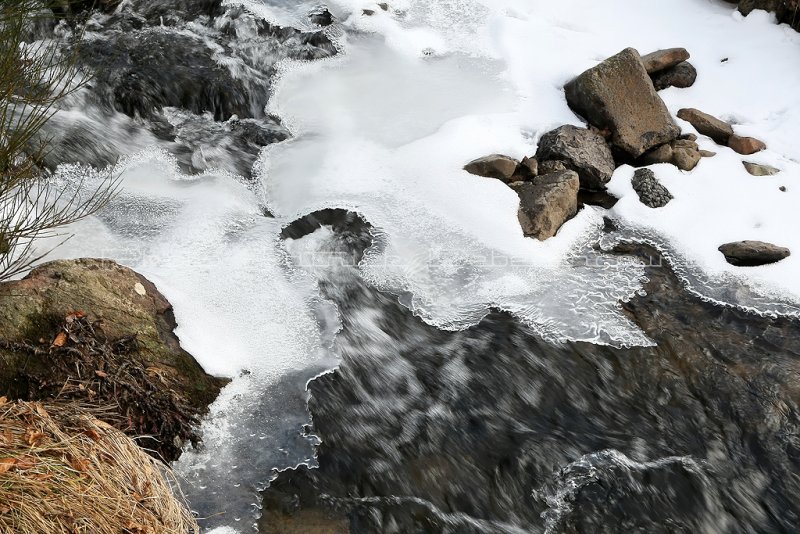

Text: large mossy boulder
xmin=0 ymin=259 xmax=225 ymax=460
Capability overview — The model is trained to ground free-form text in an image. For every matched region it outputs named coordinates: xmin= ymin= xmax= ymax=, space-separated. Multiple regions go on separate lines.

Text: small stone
xmin=378 ymin=2 xmax=389 ymax=10
xmin=515 ymin=156 xmax=538 ymax=179
xmin=742 ymin=161 xmax=780 ymax=176
xmin=651 ymin=62 xmax=697 ymax=91
xmin=718 ymin=241 xmax=790 ymax=267
xmin=780 ymin=186 xmax=787 ymax=192
xmin=464 ymin=154 xmax=519 ymax=183
xmin=641 ymin=48 xmax=691 ymax=74
xmin=672 ymin=146 xmax=701 ymax=171
xmin=517 ymin=170 xmax=580 ymax=240
xmin=699 ymin=150 xmax=716 ymax=158
xmin=677 ymin=108 xmax=734 ymax=144
xmin=638 ymin=143 xmax=674 ymax=165
xmin=728 ymin=135 xmax=766 ymax=155
xmin=632 ymin=168 xmax=673 ymax=208
xmin=362 ymin=9 xmax=375 ymax=16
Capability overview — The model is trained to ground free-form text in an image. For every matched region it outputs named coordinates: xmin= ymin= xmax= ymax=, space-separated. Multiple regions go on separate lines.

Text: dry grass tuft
xmin=0 ymin=399 xmax=199 ymax=534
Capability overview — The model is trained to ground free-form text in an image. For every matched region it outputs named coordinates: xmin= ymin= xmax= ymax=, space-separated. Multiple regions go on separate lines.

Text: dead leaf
xmin=84 ymin=428 xmax=102 ymax=442
xmin=35 ymin=404 xmax=48 ymax=418
xmin=69 ymin=456 xmax=90 ymax=473
xmin=52 ymin=331 xmax=67 ymax=348
xmin=95 ymin=370 xmax=108 ymax=379
xmin=25 ymin=429 xmax=46 ymax=447
xmin=0 ymin=396 xmax=7 ymax=407
xmin=0 ymin=458 xmax=17 ymax=474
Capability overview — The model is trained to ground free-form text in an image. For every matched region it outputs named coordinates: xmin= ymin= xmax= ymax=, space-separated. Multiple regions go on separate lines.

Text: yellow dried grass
xmin=0 ymin=399 xmax=199 ymax=534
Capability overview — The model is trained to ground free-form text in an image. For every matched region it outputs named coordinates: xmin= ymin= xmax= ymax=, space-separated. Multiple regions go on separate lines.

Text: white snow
xmin=262 ymin=0 xmax=800 ymax=315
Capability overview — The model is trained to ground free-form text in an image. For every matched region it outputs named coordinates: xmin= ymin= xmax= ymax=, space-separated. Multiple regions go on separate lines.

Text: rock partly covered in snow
xmin=677 ymin=108 xmax=734 ymax=144
xmin=728 ymin=135 xmax=766 ymax=155
xmin=718 ymin=241 xmax=791 ymax=266
xmin=463 ymin=154 xmax=521 ymax=183
xmin=0 ymin=259 xmax=225 ymax=460
xmin=728 ymin=0 xmax=800 ymax=32
xmin=565 ymin=48 xmax=680 ymax=158
xmin=632 ymin=168 xmax=673 ymax=208
xmin=517 ymin=170 xmax=580 ymax=240
xmin=638 ymin=137 xmax=703 ymax=171
xmin=534 ymin=125 xmax=615 ymax=190
xmin=742 ymin=161 xmax=780 ymax=176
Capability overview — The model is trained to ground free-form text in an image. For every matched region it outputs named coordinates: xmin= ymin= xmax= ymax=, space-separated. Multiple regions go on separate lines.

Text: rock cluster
xmin=463 ymin=44 xmax=790 ymax=264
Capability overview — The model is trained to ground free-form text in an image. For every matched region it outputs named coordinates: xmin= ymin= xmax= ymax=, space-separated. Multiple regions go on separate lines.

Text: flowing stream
xmin=28 ymin=0 xmax=800 ymax=532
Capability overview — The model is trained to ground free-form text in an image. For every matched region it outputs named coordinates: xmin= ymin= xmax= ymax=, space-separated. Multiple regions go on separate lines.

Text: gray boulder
xmin=676 ymin=108 xmax=733 ymax=144
xmin=534 ymin=125 xmax=615 ymax=190
xmin=652 ymin=62 xmax=697 ymax=91
xmin=564 ymin=48 xmax=680 ymax=158
xmin=719 ymin=241 xmax=791 ymax=266
xmin=517 ymin=170 xmax=580 ymax=240
xmin=632 ymin=168 xmax=673 ymax=208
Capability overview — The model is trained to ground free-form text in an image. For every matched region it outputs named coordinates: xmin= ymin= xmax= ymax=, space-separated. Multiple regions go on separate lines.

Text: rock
xmin=718 ymin=241 xmax=791 ymax=266
xmin=538 ymin=160 xmax=569 ymax=175
xmin=309 ymin=8 xmax=334 ymax=26
xmin=676 ymin=108 xmax=734 ymax=144
xmin=637 ymin=138 xmax=701 ymax=171
xmin=519 ymin=156 xmax=539 ymax=178
xmin=700 ymin=150 xmax=717 ymax=158
xmin=534 ymin=125 xmax=615 ymax=190
xmin=517 ymin=170 xmax=580 ymax=240
xmin=671 ymin=139 xmax=702 ymax=171
xmin=743 ymin=161 xmax=780 ymax=176
xmin=728 ymin=135 xmax=766 ymax=155
xmin=733 ymin=0 xmax=800 ymax=32
xmin=632 ymin=168 xmax=673 ymax=208
xmin=651 ymin=62 xmax=698 ymax=91
xmin=564 ymin=48 xmax=680 ymax=158
xmin=579 ymin=189 xmax=619 ymax=209
xmin=463 ymin=154 xmax=520 ymax=182
xmin=641 ymin=48 xmax=690 ymax=74
xmin=638 ymin=143 xmax=674 ymax=165
xmin=0 ymin=259 xmax=225 ymax=460
xmin=780 ymin=186 xmax=787 ymax=192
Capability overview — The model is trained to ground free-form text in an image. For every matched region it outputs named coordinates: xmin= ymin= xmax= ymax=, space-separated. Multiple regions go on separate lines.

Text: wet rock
xmin=728 ymin=134 xmax=767 ymax=155
xmin=0 ymin=259 xmax=225 ymax=460
xmin=651 ymin=62 xmax=698 ymax=91
xmin=309 ymin=8 xmax=334 ymax=26
xmin=632 ymin=168 xmax=673 ymax=208
xmin=676 ymin=108 xmax=734 ymax=144
xmin=534 ymin=125 xmax=615 ymax=190
xmin=517 ymin=170 xmax=580 ymax=240
xmin=463 ymin=154 xmax=520 ymax=182
xmin=641 ymin=48 xmax=690 ymax=73
xmin=565 ymin=48 xmax=680 ymax=158
xmin=743 ymin=161 xmax=780 ymax=176
xmin=719 ymin=241 xmax=790 ymax=266
xmin=78 ymin=30 xmax=252 ymax=120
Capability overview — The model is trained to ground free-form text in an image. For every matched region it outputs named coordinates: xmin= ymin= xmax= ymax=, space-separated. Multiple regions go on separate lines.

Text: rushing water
xmin=25 ymin=0 xmax=800 ymax=532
